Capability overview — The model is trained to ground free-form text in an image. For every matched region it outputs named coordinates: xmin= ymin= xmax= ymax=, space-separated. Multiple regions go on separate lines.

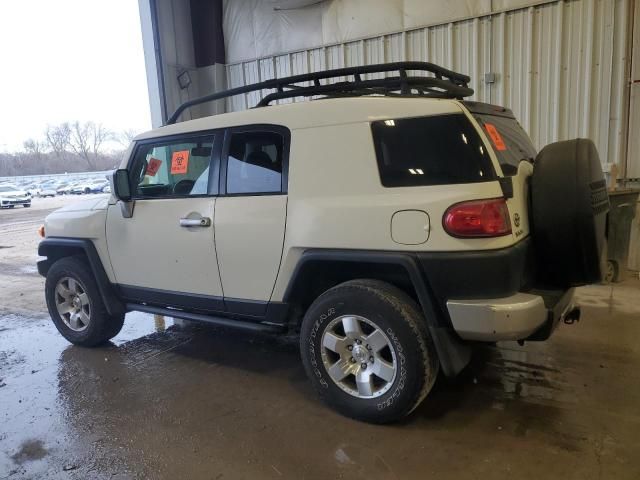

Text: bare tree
xmin=68 ymin=121 xmax=112 ymax=169
xmin=68 ymin=121 xmax=92 ymax=168
xmin=45 ymin=123 xmax=71 ymax=161
xmin=23 ymin=138 xmax=44 ymax=157
xmin=91 ymin=123 xmax=111 ymax=158
xmin=0 ymin=121 xmax=125 ymax=177
xmin=116 ymin=128 xmax=139 ymax=147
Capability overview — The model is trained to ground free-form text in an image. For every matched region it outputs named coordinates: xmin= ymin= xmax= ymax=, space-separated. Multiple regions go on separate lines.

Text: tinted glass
xmin=226 ymin=131 xmax=283 ymax=194
xmin=472 ymin=113 xmax=537 ymax=176
xmin=129 ymin=137 xmax=214 ymax=198
xmin=371 ymin=114 xmax=496 ymax=187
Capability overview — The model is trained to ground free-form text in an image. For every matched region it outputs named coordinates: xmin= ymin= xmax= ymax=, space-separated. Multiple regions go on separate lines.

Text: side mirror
xmin=112 ymin=169 xmax=131 ymax=202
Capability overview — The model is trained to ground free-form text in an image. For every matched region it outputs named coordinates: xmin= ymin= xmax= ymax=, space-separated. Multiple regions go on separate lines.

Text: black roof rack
xmin=166 ymin=61 xmax=474 ymax=125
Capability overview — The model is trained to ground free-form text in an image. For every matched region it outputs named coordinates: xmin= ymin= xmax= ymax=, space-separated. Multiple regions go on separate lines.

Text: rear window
xmin=371 ymin=114 xmax=496 ymax=188
xmin=472 ymin=113 xmax=537 ymax=176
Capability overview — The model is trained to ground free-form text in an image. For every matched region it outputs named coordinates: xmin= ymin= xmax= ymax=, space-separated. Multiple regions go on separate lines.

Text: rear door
xmin=213 ymin=126 xmax=289 ymax=315
xmin=464 ymin=102 xmax=538 ymax=241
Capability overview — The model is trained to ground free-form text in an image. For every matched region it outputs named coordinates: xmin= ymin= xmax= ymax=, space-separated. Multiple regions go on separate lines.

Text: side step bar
xmin=126 ymin=303 xmax=286 ymax=333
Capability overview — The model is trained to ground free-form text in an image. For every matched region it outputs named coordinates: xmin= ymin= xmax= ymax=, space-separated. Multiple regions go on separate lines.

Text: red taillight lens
xmin=443 ymin=198 xmax=512 ymax=237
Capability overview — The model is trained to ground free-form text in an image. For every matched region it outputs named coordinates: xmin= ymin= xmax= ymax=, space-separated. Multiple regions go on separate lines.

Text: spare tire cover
xmin=531 ymin=138 xmax=609 ymax=287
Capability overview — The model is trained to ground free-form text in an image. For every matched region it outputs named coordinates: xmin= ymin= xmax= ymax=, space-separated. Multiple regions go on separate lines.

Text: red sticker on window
xmin=170 ymin=150 xmax=189 ymax=174
xmin=484 ymin=123 xmax=507 ymax=151
xmin=146 ymin=157 xmax=162 ymax=176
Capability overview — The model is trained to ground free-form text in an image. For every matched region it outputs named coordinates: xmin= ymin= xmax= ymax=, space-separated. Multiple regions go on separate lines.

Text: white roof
xmin=135 ymin=97 xmax=464 ymax=141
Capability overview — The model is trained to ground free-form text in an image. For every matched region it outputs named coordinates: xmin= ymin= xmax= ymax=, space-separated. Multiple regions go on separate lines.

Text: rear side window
xmin=371 ymin=114 xmax=496 ymax=188
xmin=225 ymin=131 xmax=284 ymax=194
xmin=472 ymin=114 xmax=537 ymax=176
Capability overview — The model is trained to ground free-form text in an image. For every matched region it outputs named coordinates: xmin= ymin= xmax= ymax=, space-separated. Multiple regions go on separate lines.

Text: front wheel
xmin=45 ymin=256 xmax=125 ymax=347
xmin=299 ymin=279 xmax=439 ymax=424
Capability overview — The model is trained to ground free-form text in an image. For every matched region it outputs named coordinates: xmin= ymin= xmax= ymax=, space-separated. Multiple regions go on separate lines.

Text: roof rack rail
xmin=166 ymin=61 xmax=474 ymax=125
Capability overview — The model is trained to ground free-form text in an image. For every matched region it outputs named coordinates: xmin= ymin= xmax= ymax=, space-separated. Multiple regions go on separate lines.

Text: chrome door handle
xmin=179 ymin=217 xmax=211 ymax=227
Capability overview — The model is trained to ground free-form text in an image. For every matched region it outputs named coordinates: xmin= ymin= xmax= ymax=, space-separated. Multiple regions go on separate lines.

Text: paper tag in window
xmin=484 ymin=123 xmax=507 ymax=151
xmin=170 ymin=150 xmax=190 ymax=174
xmin=146 ymin=157 xmax=162 ymax=176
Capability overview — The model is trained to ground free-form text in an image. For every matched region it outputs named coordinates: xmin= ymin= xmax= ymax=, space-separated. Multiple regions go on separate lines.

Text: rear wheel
xmin=23 ymin=204 xmax=31 ymax=208
xmin=604 ymin=260 xmax=619 ymax=284
xmin=300 ymin=279 xmax=439 ymax=424
xmin=45 ymin=256 xmax=125 ymax=347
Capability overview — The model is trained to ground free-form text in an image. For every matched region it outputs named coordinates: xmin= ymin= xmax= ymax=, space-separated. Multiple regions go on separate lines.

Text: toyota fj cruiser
xmin=38 ymin=63 xmax=608 ymax=423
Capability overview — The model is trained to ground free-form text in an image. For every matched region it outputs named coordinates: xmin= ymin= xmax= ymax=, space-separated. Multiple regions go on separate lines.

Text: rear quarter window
xmin=472 ymin=113 xmax=537 ymax=176
xmin=371 ymin=114 xmax=496 ymax=188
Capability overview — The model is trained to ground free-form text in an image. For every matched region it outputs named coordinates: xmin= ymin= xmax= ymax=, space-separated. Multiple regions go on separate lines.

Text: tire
xmin=531 ymin=138 xmax=609 ymax=287
xmin=9 ymin=205 xmax=14 ymax=208
xmin=23 ymin=204 xmax=31 ymax=208
xmin=604 ymin=260 xmax=619 ymax=284
xmin=45 ymin=256 xmax=125 ymax=347
xmin=299 ymin=279 xmax=439 ymax=424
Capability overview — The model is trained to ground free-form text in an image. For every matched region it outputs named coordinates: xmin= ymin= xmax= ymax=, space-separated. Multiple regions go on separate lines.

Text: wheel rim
xmin=320 ymin=315 xmax=397 ymax=399
xmin=605 ymin=261 xmax=615 ymax=283
xmin=55 ymin=276 xmax=91 ymax=332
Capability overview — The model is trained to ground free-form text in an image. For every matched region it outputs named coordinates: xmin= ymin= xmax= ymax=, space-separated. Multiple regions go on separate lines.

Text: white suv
xmin=38 ymin=63 xmax=607 ymax=423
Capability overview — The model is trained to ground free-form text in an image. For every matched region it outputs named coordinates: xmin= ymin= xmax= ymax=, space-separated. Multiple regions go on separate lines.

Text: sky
xmin=0 ymin=0 xmax=152 ymax=152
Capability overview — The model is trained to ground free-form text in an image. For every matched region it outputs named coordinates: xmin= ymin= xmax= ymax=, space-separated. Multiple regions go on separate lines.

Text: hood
xmin=52 ymin=196 xmax=109 ymax=213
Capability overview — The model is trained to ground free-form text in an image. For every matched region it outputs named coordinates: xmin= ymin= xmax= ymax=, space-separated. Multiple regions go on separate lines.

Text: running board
xmin=126 ymin=303 xmax=286 ymax=333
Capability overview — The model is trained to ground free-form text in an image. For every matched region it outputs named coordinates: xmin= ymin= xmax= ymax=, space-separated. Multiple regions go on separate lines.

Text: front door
xmin=106 ymin=133 xmax=224 ymax=310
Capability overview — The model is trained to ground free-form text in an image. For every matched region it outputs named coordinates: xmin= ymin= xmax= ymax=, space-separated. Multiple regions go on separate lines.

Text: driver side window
xmin=129 ymin=135 xmax=215 ymax=199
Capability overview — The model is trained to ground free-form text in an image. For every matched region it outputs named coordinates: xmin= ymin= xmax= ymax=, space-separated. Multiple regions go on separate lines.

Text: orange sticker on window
xmin=484 ymin=123 xmax=507 ymax=151
xmin=146 ymin=157 xmax=162 ymax=176
xmin=170 ymin=150 xmax=189 ymax=174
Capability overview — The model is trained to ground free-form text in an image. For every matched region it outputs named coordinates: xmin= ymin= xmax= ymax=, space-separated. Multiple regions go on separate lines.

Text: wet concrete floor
xmin=1 ymin=199 xmax=640 ymax=479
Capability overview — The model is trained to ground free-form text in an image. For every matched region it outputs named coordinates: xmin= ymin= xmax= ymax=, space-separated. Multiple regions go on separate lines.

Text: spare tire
xmin=531 ymin=138 xmax=609 ymax=287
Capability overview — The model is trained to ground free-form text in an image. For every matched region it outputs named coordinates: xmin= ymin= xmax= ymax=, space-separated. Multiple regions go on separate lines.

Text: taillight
xmin=443 ymin=198 xmax=512 ymax=237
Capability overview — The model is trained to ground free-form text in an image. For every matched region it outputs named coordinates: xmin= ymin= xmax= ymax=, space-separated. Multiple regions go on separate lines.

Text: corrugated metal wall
xmin=225 ymin=0 xmax=632 ymax=171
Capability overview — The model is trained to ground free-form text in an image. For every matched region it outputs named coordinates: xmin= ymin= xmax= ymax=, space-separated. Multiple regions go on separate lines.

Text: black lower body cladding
xmin=531 ymin=138 xmax=608 ymax=287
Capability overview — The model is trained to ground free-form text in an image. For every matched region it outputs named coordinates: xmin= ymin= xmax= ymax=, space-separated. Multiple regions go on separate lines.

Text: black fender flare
xmin=283 ymin=249 xmax=471 ymax=377
xmin=37 ymin=237 xmax=125 ymax=316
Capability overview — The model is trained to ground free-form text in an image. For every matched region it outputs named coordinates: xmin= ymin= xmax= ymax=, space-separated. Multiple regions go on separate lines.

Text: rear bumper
xmin=446 ymin=288 xmax=575 ymax=341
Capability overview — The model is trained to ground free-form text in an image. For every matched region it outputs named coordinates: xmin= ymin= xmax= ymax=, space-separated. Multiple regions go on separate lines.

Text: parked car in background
xmin=56 ymin=184 xmax=73 ymax=195
xmin=0 ymin=184 xmax=31 ymax=208
xmin=87 ymin=181 xmax=109 ymax=193
xmin=26 ymin=185 xmax=42 ymax=197
xmin=39 ymin=186 xmax=57 ymax=198
xmin=70 ymin=183 xmax=90 ymax=195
